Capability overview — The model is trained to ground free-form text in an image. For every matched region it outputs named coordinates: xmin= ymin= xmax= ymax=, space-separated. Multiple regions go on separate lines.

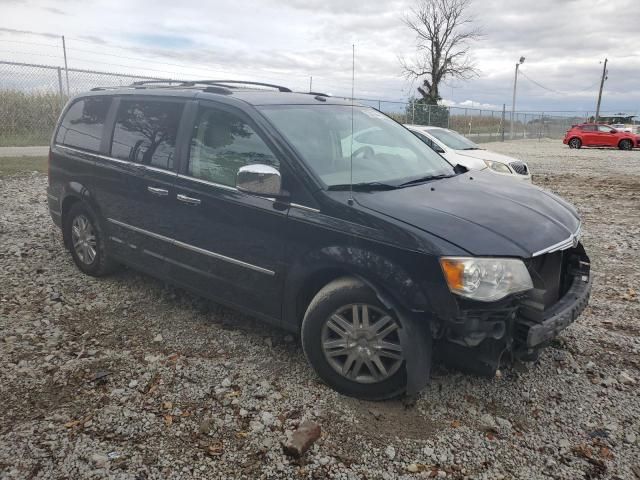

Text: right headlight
xmin=484 ymin=160 xmax=512 ymax=174
xmin=440 ymin=257 xmax=533 ymax=302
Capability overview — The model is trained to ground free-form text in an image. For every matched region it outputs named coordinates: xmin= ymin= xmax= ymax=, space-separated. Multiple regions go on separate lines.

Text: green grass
xmin=0 ymin=133 xmax=52 ymax=147
xmin=0 ymin=156 xmax=48 ymax=177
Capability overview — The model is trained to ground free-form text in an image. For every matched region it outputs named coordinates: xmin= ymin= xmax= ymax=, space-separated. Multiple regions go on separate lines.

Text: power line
xmin=519 ymin=69 xmax=601 ymax=96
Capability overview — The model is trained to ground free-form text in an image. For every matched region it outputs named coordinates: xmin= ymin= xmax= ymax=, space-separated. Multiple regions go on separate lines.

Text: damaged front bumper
xmin=436 ymin=244 xmax=591 ymax=374
xmin=521 ymin=269 xmax=591 ymax=348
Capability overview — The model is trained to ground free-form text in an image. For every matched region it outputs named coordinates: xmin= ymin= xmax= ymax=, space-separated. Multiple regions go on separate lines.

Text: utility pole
xmin=309 ymin=76 xmax=312 ymax=93
xmin=61 ymin=35 xmax=70 ymax=96
xmin=595 ymin=58 xmax=608 ymax=122
xmin=510 ymin=56 xmax=525 ymax=139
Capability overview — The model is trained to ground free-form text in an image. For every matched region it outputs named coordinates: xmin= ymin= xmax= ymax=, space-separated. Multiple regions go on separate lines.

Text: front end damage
xmin=434 ymin=243 xmax=591 ymax=375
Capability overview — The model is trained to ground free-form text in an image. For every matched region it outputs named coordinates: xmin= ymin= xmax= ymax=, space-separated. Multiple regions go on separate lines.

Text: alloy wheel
xmin=71 ymin=214 xmax=97 ymax=265
xmin=321 ymin=303 xmax=404 ymax=384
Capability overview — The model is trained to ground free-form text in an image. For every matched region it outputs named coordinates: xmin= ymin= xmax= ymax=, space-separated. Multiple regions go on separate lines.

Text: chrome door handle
xmin=147 ymin=186 xmax=168 ymax=196
xmin=177 ymin=193 xmax=201 ymax=206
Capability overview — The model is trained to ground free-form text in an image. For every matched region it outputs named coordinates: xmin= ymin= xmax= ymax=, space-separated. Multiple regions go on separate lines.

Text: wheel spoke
xmin=361 ymin=305 xmax=370 ymax=329
xmin=366 ymin=356 xmax=387 ymax=381
xmin=342 ymin=351 xmax=358 ymax=376
xmin=372 ymin=316 xmax=397 ymax=339
xmin=351 ymin=305 xmax=360 ymax=328
xmin=348 ymin=357 xmax=364 ymax=380
xmin=72 ymin=225 xmax=81 ymax=238
xmin=86 ymin=245 xmax=96 ymax=263
xmin=378 ymin=349 xmax=403 ymax=361
xmin=328 ymin=314 xmax=353 ymax=337
xmin=378 ymin=340 xmax=402 ymax=352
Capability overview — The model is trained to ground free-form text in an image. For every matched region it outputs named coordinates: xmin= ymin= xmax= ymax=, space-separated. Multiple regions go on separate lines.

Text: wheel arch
xmin=60 ymin=182 xmax=103 ymax=249
xmin=282 ymin=245 xmax=437 ymax=331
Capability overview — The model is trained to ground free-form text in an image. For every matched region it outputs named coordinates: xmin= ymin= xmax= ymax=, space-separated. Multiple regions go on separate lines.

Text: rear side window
xmin=111 ymin=100 xmax=183 ymax=170
xmin=580 ymin=125 xmax=596 ymax=132
xmin=55 ymin=97 xmax=111 ymax=152
xmin=188 ymin=106 xmax=279 ymax=186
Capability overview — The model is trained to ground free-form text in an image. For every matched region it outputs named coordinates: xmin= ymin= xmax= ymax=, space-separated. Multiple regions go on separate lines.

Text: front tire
xmin=301 ymin=277 xmax=409 ymax=400
xmin=618 ymin=139 xmax=633 ymax=150
xmin=568 ymin=138 xmax=582 ymax=149
xmin=64 ymin=202 xmax=117 ymax=276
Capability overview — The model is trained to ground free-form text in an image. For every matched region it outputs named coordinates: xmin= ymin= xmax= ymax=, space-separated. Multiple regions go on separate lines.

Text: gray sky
xmin=1 ymin=0 xmax=639 ymax=114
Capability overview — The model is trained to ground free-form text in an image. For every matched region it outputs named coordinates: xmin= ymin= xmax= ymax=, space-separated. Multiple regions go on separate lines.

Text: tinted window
xmin=188 ymin=107 xmax=279 ymax=186
xmin=597 ymin=125 xmax=614 ymax=133
xmin=580 ymin=125 xmax=596 ymax=132
xmin=111 ymin=100 xmax=183 ymax=169
xmin=55 ymin=97 xmax=111 ymax=152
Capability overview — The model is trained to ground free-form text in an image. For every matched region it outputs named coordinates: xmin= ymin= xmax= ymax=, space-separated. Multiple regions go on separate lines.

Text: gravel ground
xmin=1 ymin=139 xmax=639 ymax=479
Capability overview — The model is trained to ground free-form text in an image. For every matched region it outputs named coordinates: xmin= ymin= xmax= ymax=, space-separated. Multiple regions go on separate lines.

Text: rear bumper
xmin=524 ymin=269 xmax=591 ymax=347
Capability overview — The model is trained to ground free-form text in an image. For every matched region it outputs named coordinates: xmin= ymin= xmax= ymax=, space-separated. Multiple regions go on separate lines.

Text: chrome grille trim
xmin=532 ymin=223 xmax=582 ymax=257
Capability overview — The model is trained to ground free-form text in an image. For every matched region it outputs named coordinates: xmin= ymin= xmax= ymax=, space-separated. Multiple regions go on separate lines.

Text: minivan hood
xmin=455 ymin=149 xmax=520 ymax=165
xmin=355 ymin=172 xmax=580 ymax=257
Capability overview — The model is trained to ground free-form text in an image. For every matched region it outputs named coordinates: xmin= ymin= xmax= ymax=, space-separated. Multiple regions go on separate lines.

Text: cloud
xmin=0 ymin=0 xmax=638 ymax=113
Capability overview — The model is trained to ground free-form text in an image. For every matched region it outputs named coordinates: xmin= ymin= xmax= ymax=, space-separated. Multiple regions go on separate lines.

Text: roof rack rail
xmin=189 ymin=80 xmax=292 ymax=92
xmin=90 ymin=86 xmax=125 ymax=91
xmin=130 ymin=79 xmax=186 ymax=86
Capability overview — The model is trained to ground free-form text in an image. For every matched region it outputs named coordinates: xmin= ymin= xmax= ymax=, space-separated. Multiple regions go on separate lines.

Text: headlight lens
xmin=484 ymin=160 xmax=512 ymax=174
xmin=440 ymin=257 xmax=533 ymax=302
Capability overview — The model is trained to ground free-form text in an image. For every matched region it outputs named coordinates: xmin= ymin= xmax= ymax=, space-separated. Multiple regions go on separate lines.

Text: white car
xmin=404 ymin=125 xmax=532 ymax=182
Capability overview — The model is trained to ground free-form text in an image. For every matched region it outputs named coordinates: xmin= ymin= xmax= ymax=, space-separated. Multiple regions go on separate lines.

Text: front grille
xmin=521 ymin=245 xmax=584 ymax=323
xmin=510 ymin=161 xmax=529 ymax=175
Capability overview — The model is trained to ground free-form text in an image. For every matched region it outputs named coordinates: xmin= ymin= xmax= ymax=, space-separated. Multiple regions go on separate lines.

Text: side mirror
xmin=236 ymin=164 xmax=283 ymax=197
xmin=610 ymin=129 xmax=617 ymax=134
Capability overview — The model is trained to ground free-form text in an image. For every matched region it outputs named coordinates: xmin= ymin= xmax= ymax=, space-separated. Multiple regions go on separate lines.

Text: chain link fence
xmin=1 ymin=60 xmax=588 ymax=148
xmin=0 ymin=61 xmax=167 ymax=147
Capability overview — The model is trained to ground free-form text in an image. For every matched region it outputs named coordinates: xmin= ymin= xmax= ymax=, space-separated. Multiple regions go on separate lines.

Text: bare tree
xmin=401 ymin=0 xmax=482 ymax=105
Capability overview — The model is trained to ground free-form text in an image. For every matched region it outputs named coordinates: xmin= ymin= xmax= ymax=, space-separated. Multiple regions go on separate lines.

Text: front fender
xmin=283 ymin=245 xmax=435 ymax=328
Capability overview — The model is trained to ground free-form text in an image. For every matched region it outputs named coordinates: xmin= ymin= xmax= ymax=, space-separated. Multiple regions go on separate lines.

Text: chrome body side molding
xmin=107 ymin=218 xmax=275 ymax=276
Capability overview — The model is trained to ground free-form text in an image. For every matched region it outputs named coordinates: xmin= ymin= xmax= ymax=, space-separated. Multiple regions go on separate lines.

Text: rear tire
xmin=568 ymin=138 xmax=582 ymax=149
xmin=301 ymin=277 xmax=409 ymax=401
xmin=64 ymin=202 xmax=117 ymax=277
xmin=618 ymin=139 xmax=633 ymax=150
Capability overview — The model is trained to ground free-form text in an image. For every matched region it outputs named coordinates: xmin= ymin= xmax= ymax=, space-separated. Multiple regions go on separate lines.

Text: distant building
xmin=590 ymin=113 xmax=638 ymax=124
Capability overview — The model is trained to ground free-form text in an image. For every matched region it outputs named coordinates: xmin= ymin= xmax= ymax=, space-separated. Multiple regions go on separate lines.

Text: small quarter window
xmin=188 ymin=106 xmax=279 ymax=186
xmin=55 ymin=97 xmax=111 ymax=152
xmin=111 ymin=100 xmax=183 ymax=170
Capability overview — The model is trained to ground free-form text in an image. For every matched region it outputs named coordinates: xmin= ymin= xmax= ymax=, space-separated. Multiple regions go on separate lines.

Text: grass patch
xmin=0 ymin=156 xmax=48 ymax=177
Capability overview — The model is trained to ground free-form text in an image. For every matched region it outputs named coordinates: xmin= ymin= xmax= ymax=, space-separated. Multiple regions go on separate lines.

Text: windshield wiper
xmin=397 ymin=174 xmax=454 ymax=187
xmin=462 ymin=147 xmax=481 ymax=150
xmin=328 ymin=182 xmax=398 ymax=191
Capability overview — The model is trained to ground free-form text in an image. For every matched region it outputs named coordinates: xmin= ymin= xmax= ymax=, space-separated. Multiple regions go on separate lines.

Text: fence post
xmin=412 ymin=101 xmax=415 ymax=124
xmin=378 ymin=100 xmax=381 ymax=111
xmin=57 ymin=67 xmax=65 ymax=109
xmin=427 ymin=105 xmax=431 ymax=126
xmin=501 ymin=104 xmax=506 ymax=142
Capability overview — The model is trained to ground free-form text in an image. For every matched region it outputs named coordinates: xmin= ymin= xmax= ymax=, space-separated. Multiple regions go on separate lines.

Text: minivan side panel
xmin=280 ymin=194 xmax=463 ymax=329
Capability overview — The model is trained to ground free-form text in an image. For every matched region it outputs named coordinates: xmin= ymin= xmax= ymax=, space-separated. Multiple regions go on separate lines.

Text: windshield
xmin=427 ymin=128 xmax=480 ymax=150
xmin=258 ymin=105 xmax=454 ymax=187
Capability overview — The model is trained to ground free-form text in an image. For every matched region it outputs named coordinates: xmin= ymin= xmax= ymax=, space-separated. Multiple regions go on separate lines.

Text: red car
xmin=563 ymin=123 xmax=638 ymax=150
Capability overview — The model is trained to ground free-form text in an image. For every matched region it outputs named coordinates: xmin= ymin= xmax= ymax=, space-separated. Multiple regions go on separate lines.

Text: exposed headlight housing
xmin=440 ymin=257 xmax=533 ymax=302
xmin=484 ymin=160 xmax=512 ymax=174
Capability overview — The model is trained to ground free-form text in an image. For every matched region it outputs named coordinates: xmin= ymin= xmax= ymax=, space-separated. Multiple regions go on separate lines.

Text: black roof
xmin=85 ymin=80 xmax=354 ymax=107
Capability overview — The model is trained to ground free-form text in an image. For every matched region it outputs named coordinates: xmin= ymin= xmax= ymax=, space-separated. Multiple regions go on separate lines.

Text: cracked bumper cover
xmin=525 ymin=270 xmax=592 ymax=347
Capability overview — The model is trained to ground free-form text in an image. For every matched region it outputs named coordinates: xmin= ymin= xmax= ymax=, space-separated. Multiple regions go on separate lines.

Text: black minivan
xmin=47 ymin=80 xmax=591 ymax=400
